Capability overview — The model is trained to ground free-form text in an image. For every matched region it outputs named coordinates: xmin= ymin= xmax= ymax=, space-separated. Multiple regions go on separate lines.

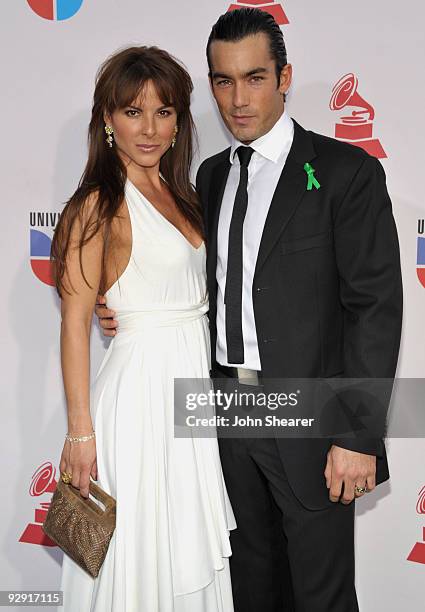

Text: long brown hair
xmin=51 ymin=45 xmax=202 ymax=298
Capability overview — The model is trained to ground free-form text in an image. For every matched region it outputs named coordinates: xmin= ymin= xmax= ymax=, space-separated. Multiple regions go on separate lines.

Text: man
xmin=96 ymin=8 xmax=402 ymax=611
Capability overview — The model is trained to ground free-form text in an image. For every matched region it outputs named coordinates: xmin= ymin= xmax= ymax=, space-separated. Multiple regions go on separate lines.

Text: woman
xmin=51 ymin=45 xmax=236 ymax=611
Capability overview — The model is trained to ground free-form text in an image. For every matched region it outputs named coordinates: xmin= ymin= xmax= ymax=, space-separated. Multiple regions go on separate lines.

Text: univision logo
xmin=30 ymin=212 xmax=60 ymax=286
xmin=417 ymin=219 xmax=425 ymax=289
xmin=27 ymin=0 xmax=84 ymax=21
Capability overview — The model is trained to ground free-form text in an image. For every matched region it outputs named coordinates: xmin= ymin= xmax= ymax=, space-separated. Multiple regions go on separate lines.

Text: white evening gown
xmin=59 ymin=178 xmax=236 ymax=611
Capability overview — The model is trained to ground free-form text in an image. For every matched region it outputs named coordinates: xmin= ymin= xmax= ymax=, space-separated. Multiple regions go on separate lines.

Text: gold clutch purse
xmin=42 ymin=477 xmax=116 ymax=578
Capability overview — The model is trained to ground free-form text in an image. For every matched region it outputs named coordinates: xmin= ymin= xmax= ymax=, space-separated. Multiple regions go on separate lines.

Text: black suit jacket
xmin=196 ymin=118 xmax=403 ymax=510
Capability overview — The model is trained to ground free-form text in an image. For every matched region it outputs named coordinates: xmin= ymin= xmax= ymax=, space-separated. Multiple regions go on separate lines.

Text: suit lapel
xmin=254 ymin=119 xmax=317 ymax=275
xmin=205 ymin=120 xmax=317 ymax=299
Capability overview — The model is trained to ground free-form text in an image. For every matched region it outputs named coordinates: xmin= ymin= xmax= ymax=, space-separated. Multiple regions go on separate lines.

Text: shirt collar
xmin=229 ymin=110 xmax=294 ymax=165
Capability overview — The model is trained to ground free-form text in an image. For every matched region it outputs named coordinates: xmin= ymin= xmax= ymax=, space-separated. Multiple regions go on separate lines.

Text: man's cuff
xmin=330 ymin=437 xmax=385 ymax=457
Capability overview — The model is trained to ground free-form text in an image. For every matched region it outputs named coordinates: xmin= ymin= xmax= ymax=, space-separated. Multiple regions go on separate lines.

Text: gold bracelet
xmin=65 ymin=430 xmax=95 ymax=443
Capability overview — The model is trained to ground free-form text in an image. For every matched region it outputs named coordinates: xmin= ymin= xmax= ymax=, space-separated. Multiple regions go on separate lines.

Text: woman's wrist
xmin=67 ymin=417 xmax=94 ymax=435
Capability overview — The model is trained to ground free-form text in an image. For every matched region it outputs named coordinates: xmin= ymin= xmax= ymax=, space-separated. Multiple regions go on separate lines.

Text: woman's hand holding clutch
xmin=59 ymin=434 xmax=98 ymax=499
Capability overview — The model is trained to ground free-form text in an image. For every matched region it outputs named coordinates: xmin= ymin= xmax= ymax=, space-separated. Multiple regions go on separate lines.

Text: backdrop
xmin=1 ymin=1 xmax=424 ymax=610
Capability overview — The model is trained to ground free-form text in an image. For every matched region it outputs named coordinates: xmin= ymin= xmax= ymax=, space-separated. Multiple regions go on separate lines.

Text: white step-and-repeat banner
xmin=1 ymin=1 xmax=424 ymax=610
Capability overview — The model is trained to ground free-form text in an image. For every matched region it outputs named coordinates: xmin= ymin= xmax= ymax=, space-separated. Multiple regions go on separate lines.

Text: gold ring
xmin=61 ymin=471 xmax=72 ymax=484
xmin=354 ymin=485 xmax=367 ymax=494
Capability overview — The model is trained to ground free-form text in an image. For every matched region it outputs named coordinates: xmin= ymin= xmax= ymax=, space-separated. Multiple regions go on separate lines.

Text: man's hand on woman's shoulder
xmin=95 ymin=294 xmax=118 ymax=337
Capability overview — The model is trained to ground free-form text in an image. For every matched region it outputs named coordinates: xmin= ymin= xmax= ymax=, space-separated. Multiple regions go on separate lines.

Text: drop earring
xmin=171 ymin=125 xmax=178 ymax=148
xmin=105 ymin=125 xmax=114 ymax=148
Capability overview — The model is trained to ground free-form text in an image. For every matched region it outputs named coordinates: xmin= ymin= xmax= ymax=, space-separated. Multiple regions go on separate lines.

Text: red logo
xmin=227 ymin=1 xmax=289 ymax=25
xmin=407 ymin=485 xmax=425 ymax=565
xmin=19 ymin=462 xmax=58 ymax=547
xmin=330 ymin=73 xmax=387 ymax=159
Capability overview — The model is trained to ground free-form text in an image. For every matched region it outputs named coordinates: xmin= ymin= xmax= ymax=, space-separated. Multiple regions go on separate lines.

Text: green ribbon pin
xmin=304 ymin=162 xmax=321 ymax=190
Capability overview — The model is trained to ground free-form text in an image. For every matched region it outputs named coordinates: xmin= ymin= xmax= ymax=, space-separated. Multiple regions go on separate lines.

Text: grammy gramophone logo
xmin=227 ymin=0 xmax=289 ymax=25
xmin=407 ymin=485 xmax=425 ymax=565
xmin=19 ymin=462 xmax=58 ymax=547
xmin=330 ymin=73 xmax=387 ymax=159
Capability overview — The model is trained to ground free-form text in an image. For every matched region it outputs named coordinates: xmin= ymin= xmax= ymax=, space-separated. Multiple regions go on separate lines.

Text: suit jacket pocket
xmin=281 ymin=229 xmax=333 ymax=255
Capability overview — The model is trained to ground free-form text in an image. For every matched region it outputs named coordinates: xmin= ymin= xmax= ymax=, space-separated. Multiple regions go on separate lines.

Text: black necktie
xmin=224 ymin=145 xmax=255 ymax=364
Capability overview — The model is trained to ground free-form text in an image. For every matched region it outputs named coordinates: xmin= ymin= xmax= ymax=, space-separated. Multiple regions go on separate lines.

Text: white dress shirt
xmin=216 ymin=110 xmax=294 ymax=370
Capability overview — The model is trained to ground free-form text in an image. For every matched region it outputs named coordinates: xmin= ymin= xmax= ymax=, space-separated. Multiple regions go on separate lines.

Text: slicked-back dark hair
xmin=206 ymin=8 xmax=288 ymax=94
